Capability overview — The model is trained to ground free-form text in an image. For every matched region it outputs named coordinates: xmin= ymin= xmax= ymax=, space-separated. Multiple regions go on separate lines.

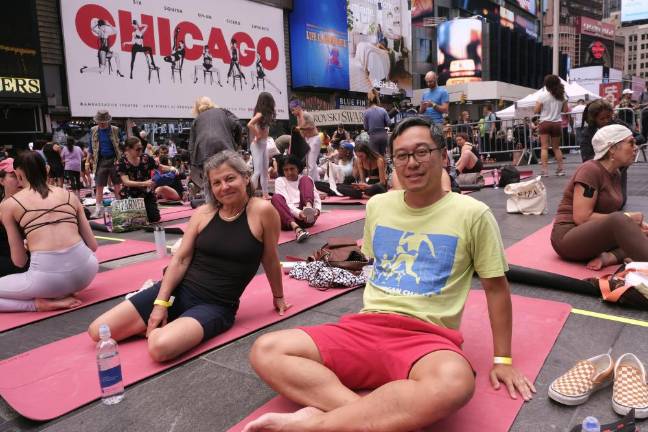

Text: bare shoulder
xmin=247 ymin=197 xmax=275 ymax=216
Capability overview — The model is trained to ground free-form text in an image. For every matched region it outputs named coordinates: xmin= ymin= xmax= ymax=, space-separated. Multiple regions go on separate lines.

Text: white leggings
xmin=0 ymin=241 xmax=98 ymax=312
xmin=250 ymin=138 xmax=269 ymax=196
xmin=306 ymin=135 xmax=322 ymax=182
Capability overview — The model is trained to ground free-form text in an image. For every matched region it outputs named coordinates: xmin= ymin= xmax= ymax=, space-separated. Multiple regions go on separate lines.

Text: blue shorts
xmin=129 ymin=281 xmax=236 ymax=342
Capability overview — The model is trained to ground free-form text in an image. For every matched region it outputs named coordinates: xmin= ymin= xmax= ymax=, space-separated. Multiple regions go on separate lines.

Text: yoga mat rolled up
xmin=506 ymin=265 xmax=599 ymax=296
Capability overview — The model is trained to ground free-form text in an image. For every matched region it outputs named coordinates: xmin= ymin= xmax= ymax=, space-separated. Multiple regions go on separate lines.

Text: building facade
xmin=620 ymin=24 xmax=648 ymax=79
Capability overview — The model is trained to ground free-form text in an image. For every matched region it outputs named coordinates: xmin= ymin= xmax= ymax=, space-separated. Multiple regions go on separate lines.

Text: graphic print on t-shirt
xmin=371 ymin=226 xmax=458 ymax=296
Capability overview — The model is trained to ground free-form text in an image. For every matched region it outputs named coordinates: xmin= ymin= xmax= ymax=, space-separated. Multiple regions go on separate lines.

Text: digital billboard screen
xmin=621 ymin=0 xmax=648 ymax=23
xmin=437 ymin=19 xmax=482 ymax=85
xmin=580 ymin=34 xmax=614 ymax=68
xmin=289 ymin=0 xmax=349 ymax=90
xmin=347 ymin=0 xmax=412 ymax=96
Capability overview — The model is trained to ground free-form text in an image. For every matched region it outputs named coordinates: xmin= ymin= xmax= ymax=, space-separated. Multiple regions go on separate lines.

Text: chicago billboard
xmin=60 ymin=0 xmax=288 ymax=118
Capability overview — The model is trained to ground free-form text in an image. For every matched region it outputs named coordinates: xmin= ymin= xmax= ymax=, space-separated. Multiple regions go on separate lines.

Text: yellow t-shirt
xmin=361 ymin=190 xmax=508 ymax=329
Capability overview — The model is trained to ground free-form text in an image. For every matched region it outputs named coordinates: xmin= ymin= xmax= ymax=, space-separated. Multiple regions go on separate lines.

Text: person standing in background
xmin=248 ymin=92 xmax=276 ymax=200
xmin=534 ymin=75 xmax=566 ymax=177
xmin=61 ymin=138 xmax=84 ymax=198
xmin=363 ymin=89 xmax=390 ymax=155
xmin=290 ymin=99 xmax=321 ymax=182
xmin=90 ymin=110 xmax=122 ymax=218
xmin=419 ymin=71 xmax=449 ymax=125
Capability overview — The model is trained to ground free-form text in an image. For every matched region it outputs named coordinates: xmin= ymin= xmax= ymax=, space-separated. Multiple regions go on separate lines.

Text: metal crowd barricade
xmin=636 ymin=106 xmax=648 ymax=163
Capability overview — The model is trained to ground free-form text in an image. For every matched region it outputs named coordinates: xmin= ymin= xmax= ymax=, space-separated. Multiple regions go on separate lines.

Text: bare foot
xmin=35 ymin=296 xmax=82 ymax=312
xmin=586 ymin=252 xmax=619 ymax=271
xmin=242 ymin=406 xmax=323 ymax=432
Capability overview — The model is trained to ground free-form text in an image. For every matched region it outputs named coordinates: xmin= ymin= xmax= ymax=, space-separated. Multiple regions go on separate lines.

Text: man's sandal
xmin=295 ymin=228 xmax=310 ymax=243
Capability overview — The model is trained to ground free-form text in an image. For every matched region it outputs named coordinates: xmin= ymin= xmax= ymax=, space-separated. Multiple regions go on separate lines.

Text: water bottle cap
xmin=582 ymin=416 xmax=599 ymax=430
xmin=98 ymin=324 xmax=111 ymax=339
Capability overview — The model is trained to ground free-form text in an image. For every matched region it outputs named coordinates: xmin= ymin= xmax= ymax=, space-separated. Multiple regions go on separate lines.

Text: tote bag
xmin=504 ymin=176 xmax=548 ymax=215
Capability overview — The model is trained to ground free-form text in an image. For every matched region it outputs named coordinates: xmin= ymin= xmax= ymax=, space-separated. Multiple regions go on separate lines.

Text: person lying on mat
xmin=0 ymin=158 xmax=28 ymax=278
xmin=0 ymin=151 xmax=98 ymax=312
xmin=270 ymin=155 xmax=321 ymax=243
xmin=552 ymin=124 xmax=648 ymax=271
xmin=117 ymin=137 xmax=178 ymax=223
xmin=89 ymin=150 xmax=290 ymax=362
xmin=352 ymin=143 xmax=388 ymax=197
xmin=454 ymin=132 xmax=483 ymax=174
xmin=244 ymin=117 xmax=534 ymax=432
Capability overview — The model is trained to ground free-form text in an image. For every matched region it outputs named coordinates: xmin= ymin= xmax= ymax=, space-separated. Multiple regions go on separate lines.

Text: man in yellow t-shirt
xmin=244 ymin=117 xmax=535 ymax=432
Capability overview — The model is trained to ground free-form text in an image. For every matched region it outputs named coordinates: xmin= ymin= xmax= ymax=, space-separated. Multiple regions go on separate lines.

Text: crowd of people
xmin=1 ymin=70 xmax=648 ymax=429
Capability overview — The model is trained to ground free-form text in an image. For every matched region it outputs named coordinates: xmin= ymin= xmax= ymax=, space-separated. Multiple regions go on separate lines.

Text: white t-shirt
xmin=571 ymin=104 xmax=586 ymax=128
xmin=274 ymin=175 xmax=322 ymax=217
xmin=538 ymin=91 xmax=565 ymax=123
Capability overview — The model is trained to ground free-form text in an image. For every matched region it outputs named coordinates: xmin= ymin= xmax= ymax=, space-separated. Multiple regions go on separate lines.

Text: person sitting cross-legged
xmin=270 ymin=155 xmax=321 ymax=243
xmin=244 ymin=117 xmax=535 ymax=432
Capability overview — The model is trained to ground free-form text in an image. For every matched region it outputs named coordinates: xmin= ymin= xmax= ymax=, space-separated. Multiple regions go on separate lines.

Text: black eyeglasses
xmin=392 ymin=147 xmax=441 ymax=166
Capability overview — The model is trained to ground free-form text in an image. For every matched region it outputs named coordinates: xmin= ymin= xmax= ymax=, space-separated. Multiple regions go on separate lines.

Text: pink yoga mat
xmin=0 ymin=276 xmax=359 ymax=420
xmin=95 ymin=240 xmax=156 ymax=263
xmin=167 ymin=209 xmax=366 ymax=240
xmin=159 ymin=208 xmax=194 ymax=222
xmin=0 ymin=258 xmax=170 ymax=333
xmin=227 ymin=291 xmax=571 ymax=432
xmin=505 ymin=223 xmax=614 ymax=280
xmin=321 ymin=196 xmax=369 ymax=205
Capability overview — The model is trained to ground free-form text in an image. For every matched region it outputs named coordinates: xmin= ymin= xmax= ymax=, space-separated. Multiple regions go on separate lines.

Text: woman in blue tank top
xmin=89 ymin=151 xmax=290 ymax=362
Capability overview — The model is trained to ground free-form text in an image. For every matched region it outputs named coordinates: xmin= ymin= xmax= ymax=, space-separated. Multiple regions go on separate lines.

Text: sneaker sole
xmin=548 ymin=379 xmax=612 ymax=406
xmin=613 ymin=399 xmax=648 ymax=419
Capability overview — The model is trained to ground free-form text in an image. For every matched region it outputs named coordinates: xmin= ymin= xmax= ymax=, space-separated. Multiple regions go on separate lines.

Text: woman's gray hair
xmin=202 ymin=150 xmax=254 ymax=207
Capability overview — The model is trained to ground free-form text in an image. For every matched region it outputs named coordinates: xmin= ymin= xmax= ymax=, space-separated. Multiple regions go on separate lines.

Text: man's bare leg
xmin=250 ymin=329 xmax=360 ymax=411
xmin=247 ymin=344 xmax=475 ymax=432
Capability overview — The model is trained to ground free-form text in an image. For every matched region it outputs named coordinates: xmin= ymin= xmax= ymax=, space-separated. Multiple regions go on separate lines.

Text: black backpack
xmin=498 ymin=166 xmax=520 ymax=188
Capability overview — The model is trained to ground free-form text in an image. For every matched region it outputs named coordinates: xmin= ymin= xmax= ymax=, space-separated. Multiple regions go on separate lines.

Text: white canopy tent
xmin=496 ymin=78 xmax=600 ymax=119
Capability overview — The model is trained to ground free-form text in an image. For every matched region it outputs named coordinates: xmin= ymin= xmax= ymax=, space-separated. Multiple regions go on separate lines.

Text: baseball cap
xmin=340 ymin=140 xmax=354 ymax=150
xmin=0 ymin=158 xmax=15 ymax=173
xmin=592 ymin=124 xmax=632 ymax=160
xmin=622 ymin=89 xmax=633 ymax=95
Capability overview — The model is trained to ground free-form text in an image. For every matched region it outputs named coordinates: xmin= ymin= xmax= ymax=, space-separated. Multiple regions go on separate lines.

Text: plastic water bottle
xmin=96 ymin=324 xmax=125 ymax=405
xmin=153 ymin=225 xmax=167 ymax=258
xmin=103 ymin=206 xmax=112 ymax=231
xmin=493 ymin=169 xmax=500 ymax=189
xmin=581 ymin=416 xmax=600 ymax=432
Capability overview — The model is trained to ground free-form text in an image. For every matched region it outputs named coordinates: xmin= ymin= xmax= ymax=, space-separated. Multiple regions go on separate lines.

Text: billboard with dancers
xmin=60 ymin=0 xmax=288 ymax=119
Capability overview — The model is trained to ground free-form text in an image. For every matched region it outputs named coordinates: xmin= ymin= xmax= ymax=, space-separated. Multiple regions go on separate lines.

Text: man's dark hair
xmin=282 ymin=154 xmax=305 ymax=173
xmin=388 ymin=117 xmax=446 ymax=155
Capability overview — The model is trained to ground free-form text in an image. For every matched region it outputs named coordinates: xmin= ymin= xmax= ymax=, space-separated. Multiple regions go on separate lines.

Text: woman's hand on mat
xmin=146 ymin=305 xmax=168 ymax=337
xmin=489 ymin=364 xmax=536 ymax=401
xmin=273 ymin=297 xmax=292 ymax=316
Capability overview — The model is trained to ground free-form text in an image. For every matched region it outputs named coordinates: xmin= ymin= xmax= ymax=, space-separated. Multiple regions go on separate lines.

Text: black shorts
xmin=129 ymin=281 xmax=236 ymax=342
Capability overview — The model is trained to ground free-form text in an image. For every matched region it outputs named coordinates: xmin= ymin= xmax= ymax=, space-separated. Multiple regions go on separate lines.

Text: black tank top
xmin=0 ymin=223 xmax=10 ymax=257
xmin=182 ymin=207 xmax=263 ymax=306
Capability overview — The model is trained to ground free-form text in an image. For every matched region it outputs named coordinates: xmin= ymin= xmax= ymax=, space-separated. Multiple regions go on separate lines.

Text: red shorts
xmin=538 ymin=121 xmax=562 ymax=138
xmin=299 ymin=313 xmax=470 ymax=390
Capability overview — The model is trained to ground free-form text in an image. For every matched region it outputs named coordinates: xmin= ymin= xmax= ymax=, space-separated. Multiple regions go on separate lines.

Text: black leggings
xmin=65 ymin=170 xmax=81 ymax=191
xmin=143 ymin=193 xmax=161 ymax=223
xmin=130 ymin=44 xmax=155 ymax=72
xmin=551 ymin=212 xmax=648 ymax=262
xmin=315 ymin=181 xmax=362 ymax=199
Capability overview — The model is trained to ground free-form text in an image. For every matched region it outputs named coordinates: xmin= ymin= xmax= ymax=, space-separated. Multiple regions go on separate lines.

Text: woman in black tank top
xmin=89 ymin=150 xmax=290 ymax=363
xmin=352 ymin=143 xmax=388 ymax=197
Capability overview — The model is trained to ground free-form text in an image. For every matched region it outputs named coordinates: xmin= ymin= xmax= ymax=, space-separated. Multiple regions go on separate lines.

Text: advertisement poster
xmin=60 ymin=0 xmax=288 ymax=119
xmin=600 ymin=82 xmax=622 ymax=105
xmin=412 ymin=0 xmax=435 ymax=25
xmin=621 ymin=0 xmax=648 ymax=23
xmin=437 ymin=19 xmax=482 ymax=86
xmin=289 ymin=0 xmax=349 ymax=90
xmin=0 ymin=0 xmax=43 ymax=101
xmin=347 ymin=0 xmax=412 ymax=96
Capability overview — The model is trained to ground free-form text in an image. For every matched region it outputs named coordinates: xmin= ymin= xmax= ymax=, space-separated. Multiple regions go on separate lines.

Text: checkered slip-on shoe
xmin=613 ymin=353 xmax=648 ymax=419
xmin=548 ymin=353 xmax=614 ymax=405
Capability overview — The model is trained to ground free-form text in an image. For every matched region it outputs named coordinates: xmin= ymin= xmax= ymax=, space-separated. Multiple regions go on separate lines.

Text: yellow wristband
xmin=494 ymin=356 xmax=513 ymax=365
xmin=153 ymin=297 xmax=174 ymax=308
